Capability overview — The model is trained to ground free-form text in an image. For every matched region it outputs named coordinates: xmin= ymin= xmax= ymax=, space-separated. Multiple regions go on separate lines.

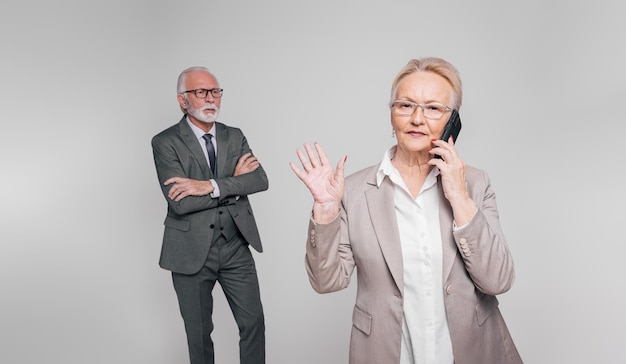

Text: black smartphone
xmin=435 ymin=109 xmax=462 ymax=159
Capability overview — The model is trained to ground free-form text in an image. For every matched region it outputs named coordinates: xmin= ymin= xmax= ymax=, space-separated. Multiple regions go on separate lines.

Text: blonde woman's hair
xmin=390 ymin=57 xmax=462 ymax=110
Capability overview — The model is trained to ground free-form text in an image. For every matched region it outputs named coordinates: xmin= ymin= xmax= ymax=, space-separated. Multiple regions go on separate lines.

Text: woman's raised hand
xmin=289 ymin=142 xmax=346 ymax=223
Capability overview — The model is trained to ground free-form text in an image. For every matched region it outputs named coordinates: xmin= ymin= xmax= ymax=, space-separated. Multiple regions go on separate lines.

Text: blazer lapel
xmin=363 ymin=170 xmax=459 ymax=293
xmin=438 ymin=177 xmax=458 ymax=283
xmin=178 ymin=117 xmax=212 ymax=179
xmin=364 ymin=171 xmax=404 ymax=293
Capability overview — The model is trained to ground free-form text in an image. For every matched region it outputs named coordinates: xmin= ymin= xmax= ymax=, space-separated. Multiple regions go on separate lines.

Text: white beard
xmin=188 ymin=103 xmax=220 ymax=123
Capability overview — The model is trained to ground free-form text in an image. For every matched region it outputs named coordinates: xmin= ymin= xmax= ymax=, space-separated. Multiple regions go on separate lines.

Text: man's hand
xmin=234 ymin=152 xmax=260 ymax=176
xmin=164 ymin=177 xmax=214 ymax=201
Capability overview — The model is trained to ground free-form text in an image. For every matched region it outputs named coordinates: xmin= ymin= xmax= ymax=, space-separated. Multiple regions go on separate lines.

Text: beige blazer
xmin=305 ymin=164 xmax=522 ymax=364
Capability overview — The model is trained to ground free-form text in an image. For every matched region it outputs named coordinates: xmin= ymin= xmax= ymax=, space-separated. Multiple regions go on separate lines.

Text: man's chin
xmin=190 ymin=111 xmax=219 ymax=124
xmin=204 ymin=112 xmax=218 ymax=121
xmin=204 ymin=110 xmax=219 ymax=122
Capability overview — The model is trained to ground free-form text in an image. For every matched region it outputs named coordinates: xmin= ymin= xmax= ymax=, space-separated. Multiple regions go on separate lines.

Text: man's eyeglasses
xmin=390 ymin=100 xmax=452 ymax=120
xmin=182 ymin=88 xmax=224 ymax=99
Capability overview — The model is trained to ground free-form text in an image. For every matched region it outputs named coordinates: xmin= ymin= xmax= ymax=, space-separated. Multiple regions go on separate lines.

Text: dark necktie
xmin=202 ymin=133 xmax=216 ymax=174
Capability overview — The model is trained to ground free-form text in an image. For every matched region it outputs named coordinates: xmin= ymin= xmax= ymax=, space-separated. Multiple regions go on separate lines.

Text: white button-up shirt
xmin=376 ymin=146 xmax=454 ymax=364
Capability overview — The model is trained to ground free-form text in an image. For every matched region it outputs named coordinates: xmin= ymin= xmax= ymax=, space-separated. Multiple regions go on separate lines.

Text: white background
xmin=1 ymin=1 xmax=625 ymax=363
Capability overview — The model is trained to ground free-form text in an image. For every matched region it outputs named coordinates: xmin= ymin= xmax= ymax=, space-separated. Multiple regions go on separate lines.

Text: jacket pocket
xmin=475 ymin=294 xmax=499 ymax=326
xmin=164 ymin=216 xmax=190 ymax=231
xmin=352 ymin=305 xmax=372 ymax=336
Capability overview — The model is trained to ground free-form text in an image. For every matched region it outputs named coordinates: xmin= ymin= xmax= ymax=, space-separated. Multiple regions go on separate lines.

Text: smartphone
xmin=435 ymin=109 xmax=462 ymax=159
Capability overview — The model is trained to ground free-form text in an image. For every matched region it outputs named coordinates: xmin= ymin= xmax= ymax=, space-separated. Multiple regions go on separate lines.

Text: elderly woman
xmin=290 ymin=57 xmax=522 ymax=364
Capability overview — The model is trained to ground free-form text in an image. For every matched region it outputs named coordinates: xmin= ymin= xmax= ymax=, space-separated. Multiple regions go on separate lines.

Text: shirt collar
xmin=186 ymin=116 xmax=216 ymax=141
xmin=376 ymin=145 xmax=440 ymax=187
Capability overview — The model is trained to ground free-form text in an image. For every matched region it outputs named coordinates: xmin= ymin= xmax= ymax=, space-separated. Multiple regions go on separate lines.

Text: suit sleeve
xmin=452 ymin=170 xmax=516 ymax=295
xmin=152 ymin=133 xmax=221 ymax=215
xmin=214 ymin=134 xmax=268 ymax=198
xmin=152 ymin=128 xmax=268 ymax=216
xmin=304 ymin=206 xmax=356 ymax=294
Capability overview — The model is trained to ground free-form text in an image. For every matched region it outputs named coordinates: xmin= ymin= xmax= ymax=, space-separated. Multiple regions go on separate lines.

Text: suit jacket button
xmin=210 ymin=224 xmax=215 ymax=229
xmin=446 ymin=285 xmax=452 ymax=294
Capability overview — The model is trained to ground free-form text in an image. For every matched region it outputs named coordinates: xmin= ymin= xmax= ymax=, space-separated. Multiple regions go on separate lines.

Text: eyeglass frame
xmin=182 ymin=88 xmax=224 ymax=99
xmin=390 ymin=99 xmax=453 ymax=120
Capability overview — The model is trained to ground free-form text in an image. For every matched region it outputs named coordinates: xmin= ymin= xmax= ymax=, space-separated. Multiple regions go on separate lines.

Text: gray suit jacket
xmin=152 ymin=118 xmax=268 ymax=274
xmin=305 ymin=164 xmax=522 ymax=364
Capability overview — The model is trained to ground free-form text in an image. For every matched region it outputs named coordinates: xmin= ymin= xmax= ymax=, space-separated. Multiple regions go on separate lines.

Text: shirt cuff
xmin=452 ymin=209 xmax=477 ymax=231
xmin=209 ymin=179 xmax=220 ymax=198
xmin=310 ymin=211 xmax=341 ymax=225
xmin=452 ymin=220 xmax=465 ymax=231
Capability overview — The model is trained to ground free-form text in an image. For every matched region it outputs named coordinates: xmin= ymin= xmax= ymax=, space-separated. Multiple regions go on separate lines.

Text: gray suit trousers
xmin=172 ymin=231 xmax=265 ymax=364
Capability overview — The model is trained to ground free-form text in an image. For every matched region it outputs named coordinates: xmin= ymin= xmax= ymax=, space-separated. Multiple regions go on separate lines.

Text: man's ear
xmin=177 ymin=93 xmax=188 ymax=107
xmin=177 ymin=94 xmax=189 ymax=114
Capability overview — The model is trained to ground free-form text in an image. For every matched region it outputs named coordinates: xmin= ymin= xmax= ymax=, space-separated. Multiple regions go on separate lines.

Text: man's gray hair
xmin=177 ymin=66 xmax=211 ymax=94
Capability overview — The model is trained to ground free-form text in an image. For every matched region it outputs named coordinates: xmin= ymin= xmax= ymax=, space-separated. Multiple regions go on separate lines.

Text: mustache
xmin=200 ymin=103 xmax=218 ymax=111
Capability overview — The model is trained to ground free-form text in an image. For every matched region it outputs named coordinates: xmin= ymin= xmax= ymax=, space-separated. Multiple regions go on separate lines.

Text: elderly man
xmin=152 ymin=66 xmax=268 ymax=364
